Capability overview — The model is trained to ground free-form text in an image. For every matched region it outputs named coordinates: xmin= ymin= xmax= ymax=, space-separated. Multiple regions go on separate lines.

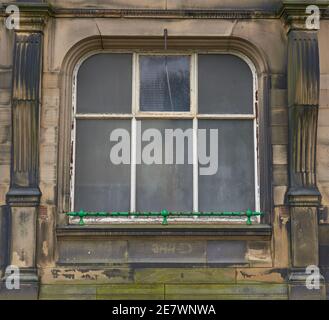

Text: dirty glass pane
xmin=198 ymin=54 xmax=253 ymax=114
xmin=77 ymin=53 xmax=132 ymax=114
xmin=136 ymin=120 xmax=193 ymax=211
xmin=140 ymin=56 xmax=190 ymax=112
xmin=74 ymin=120 xmax=131 ymax=211
xmin=198 ymin=120 xmax=255 ymax=211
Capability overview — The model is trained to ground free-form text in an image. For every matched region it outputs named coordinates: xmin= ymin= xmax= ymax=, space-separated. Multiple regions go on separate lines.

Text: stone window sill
xmin=57 ymin=224 xmax=272 ymax=239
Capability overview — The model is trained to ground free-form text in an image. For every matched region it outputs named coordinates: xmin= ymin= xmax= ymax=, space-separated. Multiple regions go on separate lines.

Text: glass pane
xmin=77 ymin=53 xmax=132 ymax=114
xmin=136 ymin=120 xmax=193 ymax=211
xmin=198 ymin=54 xmax=253 ymax=114
xmin=198 ymin=120 xmax=255 ymax=211
xmin=74 ymin=120 xmax=131 ymax=211
xmin=140 ymin=56 xmax=190 ymax=112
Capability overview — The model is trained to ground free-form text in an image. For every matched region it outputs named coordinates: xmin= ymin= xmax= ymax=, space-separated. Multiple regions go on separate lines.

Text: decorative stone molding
xmin=2 ymin=7 xmax=45 ymax=298
xmin=280 ymin=1 xmax=329 ymax=32
xmin=1 ymin=2 xmax=50 ymax=33
xmin=283 ymin=2 xmax=325 ymax=299
xmin=2 ymin=3 xmax=47 ymax=206
xmin=0 ymin=4 xmax=274 ymax=20
xmin=1 ymin=1 xmax=328 ymax=22
xmin=6 ymin=32 xmax=43 ymax=206
xmin=57 ymin=36 xmax=271 ymax=224
xmin=286 ymin=30 xmax=321 ymax=207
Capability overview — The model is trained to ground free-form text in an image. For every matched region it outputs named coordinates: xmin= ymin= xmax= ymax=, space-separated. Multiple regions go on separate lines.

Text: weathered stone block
xmin=0 ymin=282 xmax=39 ymax=300
xmin=42 ymin=107 xmax=59 ymax=126
xmin=58 ymin=240 xmax=127 ymax=264
xmin=134 ymin=267 xmax=235 ymax=284
xmin=39 ymin=284 xmax=96 ymax=300
xmin=246 ymin=241 xmax=272 ymax=267
xmin=40 ymin=127 xmax=58 ymax=146
xmin=291 ymin=207 xmax=318 ymax=267
xmin=288 ymin=272 xmax=326 ymax=300
xmin=273 ymin=206 xmax=290 ymax=268
xmin=271 ymin=126 xmax=288 ymax=145
xmin=39 ymin=165 xmax=57 ymax=183
xmin=128 ymin=240 xmax=206 ymax=263
xmin=271 ymin=89 xmax=287 ymax=108
xmin=40 ymin=267 xmax=134 ymax=284
xmin=317 ymin=126 xmax=329 ymax=146
xmin=165 ymin=284 xmax=288 ymax=300
xmin=318 ymin=108 xmax=329 ymax=126
xmin=43 ymin=73 xmax=60 ymax=89
xmin=271 ymin=108 xmax=288 ymax=126
xmin=320 ymin=74 xmax=329 ymax=89
xmin=0 ymin=71 xmax=12 ymax=90
xmin=0 ymin=90 xmax=11 ymax=105
xmin=273 ymin=145 xmax=288 ymax=165
xmin=237 ymin=268 xmax=287 ymax=283
xmin=41 ymin=284 xmax=96 ymax=295
xmin=319 ymin=89 xmax=329 ymax=107
xmin=10 ymin=207 xmax=37 ymax=268
xmin=39 ymin=145 xmax=57 ymax=165
xmin=0 ymin=185 xmax=9 ymax=205
xmin=289 ymin=284 xmax=326 ymax=300
xmin=97 ymin=284 xmax=164 ymax=300
xmin=207 ymin=241 xmax=247 ymax=264
xmin=0 ymin=126 xmax=10 ymax=145
xmin=273 ymin=165 xmax=288 ymax=186
xmin=271 ymin=74 xmax=287 ymax=90
xmin=0 ymin=165 xmax=10 ymax=185
xmin=0 ymin=145 xmax=10 ymax=165
xmin=273 ymin=186 xmax=287 ymax=205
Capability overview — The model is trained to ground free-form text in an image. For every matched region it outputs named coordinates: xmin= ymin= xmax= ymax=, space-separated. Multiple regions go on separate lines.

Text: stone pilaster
xmin=282 ymin=2 xmax=326 ymax=300
xmin=1 ymin=4 xmax=49 ymax=299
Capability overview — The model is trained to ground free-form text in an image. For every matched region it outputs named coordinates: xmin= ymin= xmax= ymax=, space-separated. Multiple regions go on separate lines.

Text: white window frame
xmin=70 ymin=50 xmax=260 ymax=224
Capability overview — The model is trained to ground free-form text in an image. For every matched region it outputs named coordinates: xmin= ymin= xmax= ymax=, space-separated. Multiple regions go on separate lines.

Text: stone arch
xmin=57 ymin=35 xmax=272 ymax=224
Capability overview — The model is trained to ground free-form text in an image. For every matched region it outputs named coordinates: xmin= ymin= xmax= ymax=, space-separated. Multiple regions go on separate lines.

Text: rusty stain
xmin=42 ymin=241 xmax=49 ymax=257
xmin=12 ymin=251 xmax=27 ymax=267
xmin=81 ymin=274 xmax=98 ymax=281
xmin=39 ymin=206 xmax=48 ymax=220
xmin=240 ymin=271 xmax=253 ymax=279
xmin=239 ymin=268 xmax=287 ymax=282
xmin=51 ymin=269 xmax=61 ymax=278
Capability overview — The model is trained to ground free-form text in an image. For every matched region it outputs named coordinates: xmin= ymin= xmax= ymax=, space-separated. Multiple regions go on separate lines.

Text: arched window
xmin=71 ymin=51 xmax=259 ymax=221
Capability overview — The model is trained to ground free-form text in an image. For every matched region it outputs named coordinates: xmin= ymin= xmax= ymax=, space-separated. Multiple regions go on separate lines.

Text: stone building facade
xmin=0 ymin=0 xmax=328 ymax=300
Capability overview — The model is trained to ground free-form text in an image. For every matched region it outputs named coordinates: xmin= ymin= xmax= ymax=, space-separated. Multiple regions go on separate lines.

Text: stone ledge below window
xmin=56 ymin=224 xmax=272 ymax=239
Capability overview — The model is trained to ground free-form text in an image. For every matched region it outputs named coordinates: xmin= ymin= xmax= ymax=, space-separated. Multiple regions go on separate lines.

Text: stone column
xmin=2 ymin=7 xmax=47 ymax=299
xmin=282 ymin=3 xmax=326 ymax=299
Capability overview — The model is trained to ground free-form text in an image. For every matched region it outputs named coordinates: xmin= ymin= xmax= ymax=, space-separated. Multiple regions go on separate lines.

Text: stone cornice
xmin=0 ymin=4 xmax=274 ymax=19
xmin=1 ymin=1 xmax=329 ymax=22
xmin=1 ymin=3 xmax=52 ymax=32
xmin=279 ymin=1 xmax=329 ymax=32
xmin=43 ymin=8 xmax=277 ymax=19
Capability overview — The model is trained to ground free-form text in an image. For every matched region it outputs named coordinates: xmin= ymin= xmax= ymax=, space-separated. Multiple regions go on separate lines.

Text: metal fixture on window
xmin=66 ymin=209 xmax=263 ymax=226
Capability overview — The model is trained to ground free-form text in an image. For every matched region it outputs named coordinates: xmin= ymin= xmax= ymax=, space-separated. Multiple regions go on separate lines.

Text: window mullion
xmin=193 ymin=117 xmax=198 ymax=213
xmin=130 ymin=118 xmax=137 ymax=213
xmin=130 ymin=53 xmax=138 ymax=214
xmin=192 ymin=53 xmax=199 ymax=214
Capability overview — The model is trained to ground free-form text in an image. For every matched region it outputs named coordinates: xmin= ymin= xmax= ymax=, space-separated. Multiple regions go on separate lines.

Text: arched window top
xmin=76 ymin=52 xmax=256 ymax=115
